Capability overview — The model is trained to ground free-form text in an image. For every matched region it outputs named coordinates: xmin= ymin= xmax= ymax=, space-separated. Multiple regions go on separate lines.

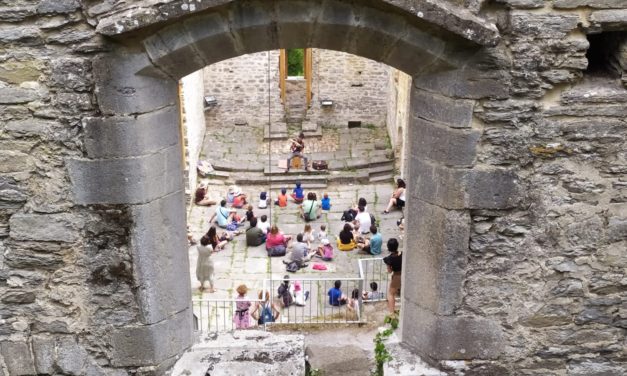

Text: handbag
xmin=312 ymin=160 xmax=328 ymax=170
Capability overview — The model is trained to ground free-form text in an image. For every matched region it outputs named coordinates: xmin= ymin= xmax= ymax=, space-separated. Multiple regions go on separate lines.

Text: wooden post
xmin=279 ymin=49 xmax=287 ymax=104
xmin=305 ymin=48 xmax=313 ymax=107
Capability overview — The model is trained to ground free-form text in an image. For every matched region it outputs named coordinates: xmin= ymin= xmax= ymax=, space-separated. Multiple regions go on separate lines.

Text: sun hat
xmin=321 ymin=239 xmax=330 ymax=245
xmin=236 ymin=284 xmax=248 ymax=295
xmin=294 ymin=281 xmax=301 ymax=291
xmin=229 ymin=185 xmax=242 ymax=196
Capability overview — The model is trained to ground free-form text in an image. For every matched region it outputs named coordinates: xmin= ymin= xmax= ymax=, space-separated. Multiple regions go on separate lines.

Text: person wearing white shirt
xmin=354 ymin=206 xmax=371 ymax=234
xmin=257 ymin=214 xmax=271 ymax=234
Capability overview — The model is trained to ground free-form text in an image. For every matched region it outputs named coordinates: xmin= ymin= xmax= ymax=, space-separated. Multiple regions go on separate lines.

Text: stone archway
xmin=66 ymin=0 xmax=518 ymax=370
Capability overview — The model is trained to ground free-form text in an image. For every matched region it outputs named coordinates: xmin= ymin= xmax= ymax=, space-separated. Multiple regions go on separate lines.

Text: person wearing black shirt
xmin=285 ymin=132 xmax=309 ymax=173
xmin=383 ymin=238 xmax=402 ymax=314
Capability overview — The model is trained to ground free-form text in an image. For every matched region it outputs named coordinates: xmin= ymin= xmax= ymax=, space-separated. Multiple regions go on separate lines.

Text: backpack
xmin=370 ymin=213 xmax=377 ymax=227
xmin=341 ymin=210 xmax=354 ymax=222
xmin=286 ymin=261 xmax=299 ymax=273
xmin=277 ymin=284 xmax=293 ymax=307
xmin=258 ymin=303 xmax=274 ymax=325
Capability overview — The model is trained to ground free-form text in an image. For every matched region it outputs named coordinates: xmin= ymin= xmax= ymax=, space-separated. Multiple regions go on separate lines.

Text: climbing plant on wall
xmin=287 ymin=48 xmax=305 ymax=76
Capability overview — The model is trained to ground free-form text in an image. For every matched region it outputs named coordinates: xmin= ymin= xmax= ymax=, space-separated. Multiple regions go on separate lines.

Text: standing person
xmin=251 ymin=290 xmax=281 ymax=325
xmin=383 ymin=238 xmax=402 ymax=314
xmin=194 ymin=182 xmax=217 ymax=206
xmin=196 ymin=237 xmax=215 ymax=293
xmin=357 ymin=225 xmax=382 ymax=255
xmin=383 ymin=179 xmax=406 ymax=214
xmin=302 ymin=223 xmax=315 ymax=248
xmin=246 ymin=217 xmax=266 ymax=246
xmin=233 ymin=284 xmax=252 ymax=329
xmin=346 ymin=288 xmax=361 ymax=321
xmin=285 ymin=132 xmax=309 ymax=172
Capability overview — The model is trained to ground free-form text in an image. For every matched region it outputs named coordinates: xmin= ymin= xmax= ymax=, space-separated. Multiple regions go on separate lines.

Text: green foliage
xmin=287 ymin=49 xmax=305 ymax=76
xmin=372 ymin=314 xmax=399 ymax=376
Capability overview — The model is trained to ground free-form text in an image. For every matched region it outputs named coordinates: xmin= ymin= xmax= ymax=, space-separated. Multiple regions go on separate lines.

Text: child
xmin=291 ymin=182 xmax=304 ymax=204
xmin=302 ymin=224 xmax=315 ymax=247
xmin=233 ymin=284 xmax=251 ymax=329
xmin=321 ymin=192 xmax=331 ymax=210
xmin=317 ymin=224 xmax=327 ymax=243
xmin=259 ymin=191 xmax=268 ymax=209
xmin=314 ymin=238 xmax=334 ymax=261
xmin=328 ymin=280 xmax=347 ymax=306
xmin=257 ymin=214 xmax=271 ymax=234
xmin=245 ymin=204 xmax=255 ymax=222
xmin=362 ymin=281 xmax=383 ymax=300
xmin=292 ymin=281 xmax=310 ymax=306
xmin=346 ymin=288 xmax=360 ymax=321
xmin=275 ymin=188 xmax=288 ymax=207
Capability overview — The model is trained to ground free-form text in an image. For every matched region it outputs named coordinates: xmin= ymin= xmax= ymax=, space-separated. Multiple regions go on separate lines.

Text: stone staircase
xmin=264 ymin=79 xmax=321 ymax=140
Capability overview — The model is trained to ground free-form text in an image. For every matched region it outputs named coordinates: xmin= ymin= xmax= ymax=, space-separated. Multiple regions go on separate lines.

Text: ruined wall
xmin=202 ymin=51 xmax=284 ymax=128
xmin=180 ymin=70 xmax=207 ymax=196
xmin=386 ymin=70 xmax=412 ymax=176
xmin=308 ymin=49 xmax=390 ymax=127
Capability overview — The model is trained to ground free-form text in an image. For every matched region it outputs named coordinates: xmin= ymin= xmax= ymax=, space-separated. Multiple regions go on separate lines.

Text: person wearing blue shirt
xmin=321 ymin=192 xmax=331 ymax=210
xmin=291 ymin=182 xmax=304 ymax=203
xmin=358 ymin=225 xmax=383 ymax=255
xmin=328 ymin=280 xmax=347 ymax=306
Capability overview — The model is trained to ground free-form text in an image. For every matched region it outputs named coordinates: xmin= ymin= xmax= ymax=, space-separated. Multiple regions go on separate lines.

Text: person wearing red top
xmin=266 ymin=225 xmax=292 ymax=257
xmin=275 ymin=188 xmax=288 ymax=207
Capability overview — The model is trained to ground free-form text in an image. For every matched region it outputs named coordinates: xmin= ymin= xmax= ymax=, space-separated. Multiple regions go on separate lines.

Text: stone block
xmin=413 ymin=66 xmax=511 ymax=100
xmin=66 ymin=144 xmax=184 ymax=205
xmin=108 ymin=308 xmax=193 ymax=367
xmin=229 ymin=1 xmax=277 ymax=55
xmin=5 ymin=118 xmax=56 ymax=138
xmin=608 ymin=216 xmax=627 ymax=243
xmin=411 ymin=88 xmax=475 ymax=128
xmin=554 ymin=0 xmax=627 ymax=9
xmin=408 ymin=159 xmax=521 ymax=210
xmin=93 ymin=48 xmax=177 ymax=115
xmin=347 ymin=7 xmax=407 ymax=63
xmin=143 ymin=22 xmax=207 ymax=79
xmin=590 ymin=10 xmax=627 ymax=31
xmin=56 ymin=337 xmax=88 ymax=375
xmin=0 ymin=150 xmax=32 ymax=173
xmin=0 ymin=341 xmax=36 ymax=375
xmin=409 ymin=115 xmax=480 ymax=167
xmin=181 ymin=12 xmax=241 ymax=66
xmin=404 ymin=200 xmax=469 ymax=315
xmin=0 ymin=86 xmax=39 ymax=104
xmin=83 ymin=106 xmax=179 ymax=158
xmin=510 ymin=12 xmax=579 ymax=39
xmin=130 ymin=192 xmax=191 ymax=324
xmin=37 ymin=0 xmax=80 ymax=14
xmin=310 ymin=0 xmax=356 ymax=53
xmin=275 ymin=1 xmax=319 ymax=49
xmin=9 ymin=213 xmax=82 ymax=243
xmin=32 ymin=336 xmax=55 ymax=375
xmin=400 ymin=302 xmax=504 ymax=361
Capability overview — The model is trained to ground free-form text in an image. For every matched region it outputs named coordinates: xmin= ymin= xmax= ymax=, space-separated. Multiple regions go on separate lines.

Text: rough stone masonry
xmin=0 ymin=0 xmax=625 ymax=375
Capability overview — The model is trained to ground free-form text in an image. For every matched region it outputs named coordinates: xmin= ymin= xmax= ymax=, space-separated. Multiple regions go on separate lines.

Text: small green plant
xmin=372 ymin=314 xmax=399 ymax=376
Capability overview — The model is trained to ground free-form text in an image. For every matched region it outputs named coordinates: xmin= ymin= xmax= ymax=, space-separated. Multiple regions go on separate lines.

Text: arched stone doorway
xmin=66 ymin=0 xmax=518 ymax=370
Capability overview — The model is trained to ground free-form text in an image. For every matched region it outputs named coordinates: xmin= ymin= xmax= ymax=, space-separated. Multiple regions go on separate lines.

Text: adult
xmin=266 ymin=225 xmax=291 ymax=257
xmin=194 ymin=182 xmax=217 ymax=206
xmin=227 ymin=185 xmax=247 ymax=208
xmin=358 ymin=225 xmax=382 ymax=255
xmin=205 ymin=225 xmax=232 ymax=251
xmin=246 ymin=217 xmax=266 ymax=246
xmin=337 ymin=223 xmax=356 ymax=251
xmin=383 ymin=238 xmax=402 ymax=314
xmin=284 ymin=233 xmax=310 ymax=268
xmin=209 ymin=200 xmax=238 ymax=228
xmin=251 ymin=290 xmax=281 ymax=325
xmin=285 ymin=132 xmax=309 ymax=173
xmin=354 ymin=205 xmax=371 ymax=234
xmin=195 ymin=237 xmax=215 ymax=293
xmin=300 ymin=192 xmax=321 ymax=221
xmin=383 ymin=179 xmax=406 ymax=214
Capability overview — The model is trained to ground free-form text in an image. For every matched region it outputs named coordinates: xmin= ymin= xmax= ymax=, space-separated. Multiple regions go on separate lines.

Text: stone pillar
xmin=66 ymin=47 xmax=193 ymax=370
xmin=400 ymin=79 xmax=519 ymax=363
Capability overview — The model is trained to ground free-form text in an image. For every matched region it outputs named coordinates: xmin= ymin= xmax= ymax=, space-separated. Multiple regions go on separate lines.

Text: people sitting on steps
xmin=194 ymin=181 xmax=217 ymax=206
xmin=285 ymin=132 xmax=309 ymax=173
xmin=383 ymin=178 xmax=406 ymax=214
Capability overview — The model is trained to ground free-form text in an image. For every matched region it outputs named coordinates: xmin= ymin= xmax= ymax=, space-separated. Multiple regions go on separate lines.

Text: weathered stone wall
xmin=386 ymin=70 xmax=412 ymax=176
xmin=0 ymin=0 xmax=625 ymax=375
xmin=181 ymin=70 xmax=207 ymax=196
xmin=202 ymin=51 xmax=284 ymax=128
xmin=308 ymin=49 xmax=390 ymax=127
xmin=202 ymin=49 xmax=391 ymax=129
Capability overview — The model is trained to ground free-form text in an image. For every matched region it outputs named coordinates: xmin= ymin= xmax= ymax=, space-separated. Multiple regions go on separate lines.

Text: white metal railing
xmin=192 ymin=258 xmax=390 ymax=333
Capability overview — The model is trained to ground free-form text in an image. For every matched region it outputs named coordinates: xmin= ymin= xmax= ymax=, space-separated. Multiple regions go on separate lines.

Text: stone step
xmin=369 ymin=173 xmax=395 ymax=184
xmin=264 ymin=166 xmax=329 ymax=176
xmin=199 ymin=170 xmax=230 ymax=180
xmin=368 ymin=164 xmax=395 ymax=178
xmin=234 ymin=173 xmax=328 ymax=186
xmin=327 ymin=170 xmax=370 ymax=184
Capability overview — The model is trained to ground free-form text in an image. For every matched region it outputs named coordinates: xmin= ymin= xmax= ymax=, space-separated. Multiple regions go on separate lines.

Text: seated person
xmin=357 ymin=225 xmax=382 ymax=255
xmin=337 ymin=223 xmax=356 ymax=251
xmin=266 ymin=225 xmax=291 ymax=257
xmin=299 ymin=192 xmax=321 ymax=221
xmin=209 ymin=200 xmax=238 ymax=229
xmin=383 ymin=179 xmax=406 ymax=214
xmin=227 ymin=185 xmax=247 ymax=208
xmin=354 ymin=206 xmax=372 ymax=234
xmin=291 ymin=182 xmax=305 ymax=204
xmin=257 ymin=215 xmax=271 ymax=234
xmin=194 ymin=182 xmax=217 ymax=206
xmin=205 ymin=226 xmax=233 ymax=251
xmin=328 ymin=280 xmax=347 ymax=306
xmin=246 ymin=218 xmax=266 ymax=246
xmin=321 ymin=192 xmax=332 ymax=210
xmin=245 ymin=204 xmax=255 ymax=222
xmin=363 ymin=282 xmax=384 ymax=301
xmin=283 ymin=233 xmax=310 ymax=268
xmin=314 ymin=238 xmax=334 ymax=261
xmin=275 ymin=188 xmax=288 ymax=207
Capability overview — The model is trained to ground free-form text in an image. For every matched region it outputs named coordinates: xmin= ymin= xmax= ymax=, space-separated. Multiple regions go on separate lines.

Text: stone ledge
xmin=411 ymin=88 xmax=475 ymax=129
xmin=590 ymin=9 xmax=627 ymax=31
xmin=9 ymin=213 xmax=83 ymax=243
